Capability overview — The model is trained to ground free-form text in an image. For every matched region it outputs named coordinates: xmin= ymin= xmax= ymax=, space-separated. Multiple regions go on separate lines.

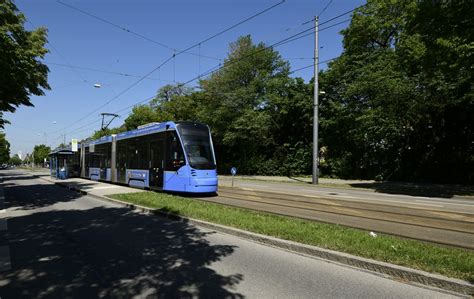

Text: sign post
xmin=71 ymin=139 xmax=78 ymax=152
xmin=230 ymin=167 xmax=237 ymax=188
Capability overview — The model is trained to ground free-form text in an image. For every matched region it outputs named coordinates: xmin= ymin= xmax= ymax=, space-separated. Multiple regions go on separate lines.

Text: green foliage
xmin=114 ymin=3 xmax=472 ymax=184
xmin=0 ymin=132 xmax=10 ymax=163
xmin=90 ymin=126 xmax=127 ymax=140
xmin=0 ymin=0 xmax=50 ymax=128
xmin=319 ymin=0 xmax=473 ymax=183
xmin=32 ymin=144 xmax=50 ymax=165
xmin=9 ymin=154 xmax=21 ymax=165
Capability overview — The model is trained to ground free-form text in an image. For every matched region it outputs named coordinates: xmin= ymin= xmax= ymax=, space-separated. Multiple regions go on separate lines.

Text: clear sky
xmin=5 ymin=0 xmax=364 ymax=158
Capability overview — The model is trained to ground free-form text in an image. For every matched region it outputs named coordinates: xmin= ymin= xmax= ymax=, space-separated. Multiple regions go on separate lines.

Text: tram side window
xmin=135 ymin=136 xmax=149 ymax=170
xmin=85 ymin=146 xmax=90 ymax=168
xmin=126 ymin=139 xmax=138 ymax=169
xmin=166 ymin=131 xmax=185 ymax=171
xmin=116 ymin=141 xmax=127 ymax=169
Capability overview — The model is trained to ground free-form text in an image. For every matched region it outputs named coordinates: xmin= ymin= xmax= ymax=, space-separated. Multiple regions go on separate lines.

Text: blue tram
xmin=81 ymin=121 xmax=218 ymax=193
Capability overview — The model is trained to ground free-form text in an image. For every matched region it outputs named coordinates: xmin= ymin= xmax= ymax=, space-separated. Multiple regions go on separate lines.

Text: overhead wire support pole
xmin=312 ymin=16 xmax=319 ymax=185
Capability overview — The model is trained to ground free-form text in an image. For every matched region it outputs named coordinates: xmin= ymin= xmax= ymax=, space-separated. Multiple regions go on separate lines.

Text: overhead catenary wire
xmin=47 ymin=62 xmax=175 ymax=83
xmin=27 ymin=20 xmax=89 ymax=84
xmin=301 ymin=3 xmax=364 ymax=26
xmin=273 ymin=19 xmax=351 ymax=48
xmin=289 ymin=57 xmax=338 ymax=74
xmin=318 ymin=0 xmax=333 ymax=17
xmin=59 ymin=33 xmax=340 ymax=141
xmin=56 ymin=0 xmax=221 ymax=61
xmin=48 ymin=0 xmax=286 ymax=137
xmin=178 ymin=18 xmax=351 ymax=87
xmin=55 ymin=5 xmax=359 ymax=141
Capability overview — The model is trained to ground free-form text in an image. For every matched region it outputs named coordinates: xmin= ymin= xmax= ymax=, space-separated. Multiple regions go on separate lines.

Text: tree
xmin=150 ymin=84 xmax=193 ymax=108
xmin=123 ymin=105 xmax=159 ymax=130
xmin=9 ymin=154 xmax=21 ymax=165
xmin=320 ymin=0 xmax=474 ymax=183
xmin=123 ymin=36 xmax=312 ymax=175
xmin=23 ymin=153 xmax=31 ymax=164
xmin=0 ymin=132 xmax=10 ymax=164
xmin=90 ymin=126 xmax=126 ymax=140
xmin=0 ymin=0 xmax=50 ymax=128
xmin=193 ymin=35 xmax=292 ymax=174
xmin=32 ymin=144 xmax=50 ymax=166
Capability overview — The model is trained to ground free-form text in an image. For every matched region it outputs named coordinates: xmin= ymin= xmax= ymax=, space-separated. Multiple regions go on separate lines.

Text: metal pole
xmin=312 ymin=16 xmax=319 ymax=185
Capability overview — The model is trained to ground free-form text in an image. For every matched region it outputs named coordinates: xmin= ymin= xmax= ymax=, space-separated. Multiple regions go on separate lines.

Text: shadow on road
xmin=2 ymin=173 xmax=98 ymax=210
xmin=2 ymin=183 xmax=84 ymax=212
xmin=0 ymin=176 xmax=243 ymax=297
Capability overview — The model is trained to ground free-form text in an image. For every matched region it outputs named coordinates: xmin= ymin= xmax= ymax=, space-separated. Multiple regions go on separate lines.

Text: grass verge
xmin=109 ymin=191 xmax=474 ymax=282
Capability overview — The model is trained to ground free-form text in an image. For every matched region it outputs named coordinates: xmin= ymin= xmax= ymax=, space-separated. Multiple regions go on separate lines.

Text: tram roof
xmin=115 ymin=121 xmax=177 ymax=141
xmin=83 ymin=121 xmax=178 ymax=146
xmin=83 ymin=121 xmax=208 ymax=146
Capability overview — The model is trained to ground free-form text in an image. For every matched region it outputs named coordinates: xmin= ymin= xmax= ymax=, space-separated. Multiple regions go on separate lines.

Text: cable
xmin=59 ymin=47 xmax=338 ymax=141
xmin=273 ymin=19 xmax=351 ymax=48
xmin=47 ymin=62 xmax=174 ymax=83
xmin=27 ymin=20 xmax=88 ymax=83
xmin=302 ymin=3 xmax=364 ymax=26
xmin=48 ymin=0 xmax=286 ymax=136
xmin=56 ymin=5 xmax=356 ymax=140
xmin=318 ymin=0 xmax=333 ymax=17
xmin=56 ymin=0 xmax=221 ymax=61
xmin=289 ymin=57 xmax=338 ymax=74
xmin=179 ymin=18 xmax=349 ymax=87
xmin=59 ymin=11 xmax=350 ymax=140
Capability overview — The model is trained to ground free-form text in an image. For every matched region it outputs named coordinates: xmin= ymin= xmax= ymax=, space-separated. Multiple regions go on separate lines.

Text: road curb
xmin=50 ymin=179 xmax=474 ymax=296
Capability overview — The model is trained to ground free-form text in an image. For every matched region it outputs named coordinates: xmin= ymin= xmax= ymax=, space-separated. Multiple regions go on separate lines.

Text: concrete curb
xmin=42 ymin=178 xmax=474 ymax=296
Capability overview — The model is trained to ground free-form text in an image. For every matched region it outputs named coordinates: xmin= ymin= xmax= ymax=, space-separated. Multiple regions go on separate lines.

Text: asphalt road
xmin=0 ymin=171 xmax=463 ymax=298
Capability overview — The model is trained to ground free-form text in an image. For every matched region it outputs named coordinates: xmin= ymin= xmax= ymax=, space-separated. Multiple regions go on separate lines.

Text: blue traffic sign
xmin=230 ymin=167 xmax=237 ymax=176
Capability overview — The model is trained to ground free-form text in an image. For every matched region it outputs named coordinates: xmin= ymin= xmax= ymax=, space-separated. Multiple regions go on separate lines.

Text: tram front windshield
xmin=177 ymin=124 xmax=216 ymax=170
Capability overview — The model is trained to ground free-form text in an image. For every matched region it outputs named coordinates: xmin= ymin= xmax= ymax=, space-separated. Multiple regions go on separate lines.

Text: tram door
xmin=149 ymin=139 xmax=164 ymax=189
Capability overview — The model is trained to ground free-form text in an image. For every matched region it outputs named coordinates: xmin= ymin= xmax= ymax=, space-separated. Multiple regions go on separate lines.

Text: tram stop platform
xmin=30 ymin=171 xmax=144 ymax=198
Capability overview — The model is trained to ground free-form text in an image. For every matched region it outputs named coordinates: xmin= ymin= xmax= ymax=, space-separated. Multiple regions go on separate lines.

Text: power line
xmin=57 ymin=5 xmax=357 ymax=140
xmin=27 ymin=20 xmax=88 ymax=83
xmin=47 ymin=62 xmax=174 ymax=83
xmin=274 ymin=19 xmax=351 ymax=48
xmin=59 ymin=26 xmax=342 ymax=140
xmin=289 ymin=57 xmax=338 ymax=74
xmin=302 ymin=4 xmax=364 ymax=26
xmin=48 ymin=0 xmax=286 ymax=136
xmin=181 ymin=17 xmax=350 ymax=86
xmin=56 ymin=0 xmax=221 ymax=61
xmin=318 ymin=0 xmax=333 ymax=17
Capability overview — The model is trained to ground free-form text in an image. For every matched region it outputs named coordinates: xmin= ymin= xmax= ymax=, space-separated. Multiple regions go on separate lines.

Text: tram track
xmin=200 ymin=186 xmax=474 ymax=249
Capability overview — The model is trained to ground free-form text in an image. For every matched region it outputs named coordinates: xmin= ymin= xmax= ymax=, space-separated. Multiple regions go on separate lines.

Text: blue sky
xmin=6 ymin=0 xmax=364 ymax=158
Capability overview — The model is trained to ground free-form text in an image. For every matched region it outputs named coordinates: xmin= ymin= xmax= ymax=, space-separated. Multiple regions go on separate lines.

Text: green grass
xmin=109 ymin=191 xmax=474 ymax=282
